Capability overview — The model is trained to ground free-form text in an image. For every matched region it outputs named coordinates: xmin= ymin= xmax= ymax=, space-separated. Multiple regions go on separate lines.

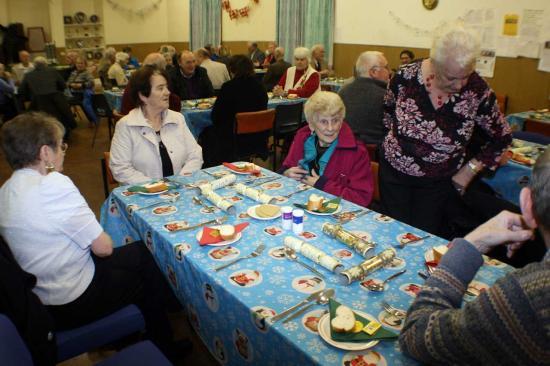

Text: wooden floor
xmin=0 ymin=114 xmax=218 ymax=366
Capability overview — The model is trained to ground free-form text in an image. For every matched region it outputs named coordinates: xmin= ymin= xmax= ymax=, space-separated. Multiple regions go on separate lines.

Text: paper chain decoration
xmin=222 ymin=0 xmax=259 ymax=20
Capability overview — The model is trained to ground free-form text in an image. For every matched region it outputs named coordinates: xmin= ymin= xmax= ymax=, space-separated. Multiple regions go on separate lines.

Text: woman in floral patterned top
xmin=380 ymin=24 xmax=512 ymax=237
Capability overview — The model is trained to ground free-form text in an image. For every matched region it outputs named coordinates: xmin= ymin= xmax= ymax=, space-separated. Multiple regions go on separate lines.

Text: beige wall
xmin=1 ymin=0 xmax=52 ymax=43
xmin=221 ymin=0 xmax=276 ymax=42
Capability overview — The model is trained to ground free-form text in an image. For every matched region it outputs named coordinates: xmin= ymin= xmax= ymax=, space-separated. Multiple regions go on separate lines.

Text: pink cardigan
xmin=280 ymin=123 xmax=374 ymax=207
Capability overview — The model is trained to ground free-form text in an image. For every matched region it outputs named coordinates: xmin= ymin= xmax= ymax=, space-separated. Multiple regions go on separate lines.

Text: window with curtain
xmin=276 ymin=0 xmax=334 ymax=65
xmin=190 ymin=0 xmax=222 ymax=52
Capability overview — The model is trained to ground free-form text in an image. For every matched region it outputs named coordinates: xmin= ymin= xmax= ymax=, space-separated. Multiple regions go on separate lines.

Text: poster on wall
xmin=517 ymin=9 xmax=544 ymax=58
xmin=502 ymin=13 xmax=519 ymax=36
xmin=463 ymin=9 xmax=496 ymax=49
xmin=538 ymin=41 xmax=550 ymax=73
xmin=476 ymin=49 xmax=496 ymax=78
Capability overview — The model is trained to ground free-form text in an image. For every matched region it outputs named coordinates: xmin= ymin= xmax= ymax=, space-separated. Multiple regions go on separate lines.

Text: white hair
xmin=304 ymin=91 xmax=345 ymax=123
xmin=104 ymin=47 xmax=116 ymax=58
xmin=311 ymin=44 xmax=324 ymax=55
xmin=293 ymin=47 xmax=311 ymax=63
xmin=430 ymin=23 xmax=480 ymax=70
xmin=274 ymin=47 xmax=285 ymax=59
xmin=355 ymin=51 xmax=384 ymax=78
xmin=115 ymin=52 xmax=129 ymax=63
xmin=33 ymin=56 xmax=48 ymax=66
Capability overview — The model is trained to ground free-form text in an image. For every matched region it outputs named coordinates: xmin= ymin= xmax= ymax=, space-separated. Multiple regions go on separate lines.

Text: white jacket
xmin=110 ymin=107 xmax=203 ymax=185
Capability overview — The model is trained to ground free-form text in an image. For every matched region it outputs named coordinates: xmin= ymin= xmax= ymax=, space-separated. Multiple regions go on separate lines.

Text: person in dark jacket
xmin=168 ymin=50 xmax=214 ymax=100
xmin=201 ymin=55 xmax=268 ymax=167
xmin=263 ymin=47 xmax=291 ymax=92
xmin=18 ymin=57 xmax=76 ymax=137
xmin=338 ymin=51 xmax=390 ymax=145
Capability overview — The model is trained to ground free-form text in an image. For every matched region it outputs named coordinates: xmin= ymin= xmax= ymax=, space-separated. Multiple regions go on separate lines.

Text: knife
xmin=269 ymin=290 xmax=324 ymax=323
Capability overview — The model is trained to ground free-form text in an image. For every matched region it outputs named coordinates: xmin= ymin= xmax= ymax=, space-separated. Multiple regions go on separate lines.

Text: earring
xmin=45 ymin=162 xmax=56 ymax=174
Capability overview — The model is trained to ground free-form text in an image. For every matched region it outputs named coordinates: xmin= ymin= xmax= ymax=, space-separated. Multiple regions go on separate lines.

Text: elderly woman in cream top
xmin=110 ymin=66 xmax=203 ymax=185
xmin=273 ymin=47 xmax=320 ymax=98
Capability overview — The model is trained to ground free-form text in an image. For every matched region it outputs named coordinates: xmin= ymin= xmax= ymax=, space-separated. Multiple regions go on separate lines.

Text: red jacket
xmin=280 ymin=123 xmax=374 ymax=207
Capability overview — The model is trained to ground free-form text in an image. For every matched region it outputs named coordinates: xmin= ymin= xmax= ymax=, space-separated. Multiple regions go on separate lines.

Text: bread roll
xmin=219 ymin=225 xmax=236 ymax=241
xmin=330 ymin=305 xmax=356 ymax=333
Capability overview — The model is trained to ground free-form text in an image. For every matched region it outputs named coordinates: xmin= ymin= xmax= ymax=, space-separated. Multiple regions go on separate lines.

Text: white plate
xmin=304 ymin=205 xmax=341 ymax=216
xmin=195 ymin=225 xmax=243 ymax=247
xmin=225 ymin=162 xmax=260 ymax=175
xmin=247 ymin=205 xmax=282 ymax=220
xmin=317 ymin=311 xmax=379 ymax=351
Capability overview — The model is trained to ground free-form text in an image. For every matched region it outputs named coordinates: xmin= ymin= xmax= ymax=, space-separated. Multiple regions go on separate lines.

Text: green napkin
xmin=294 ymin=197 xmax=341 ymax=213
xmin=127 ymin=181 xmax=176 ymax=193
xmin=329 ymin=298 xmax=398 ymax=342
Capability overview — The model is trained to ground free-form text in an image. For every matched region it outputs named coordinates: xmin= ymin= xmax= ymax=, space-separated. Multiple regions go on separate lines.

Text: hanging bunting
xmin=222 ymin=0 xmax=259 ymax=21
xmin=107 ymin=0 xmax=163 ymax=17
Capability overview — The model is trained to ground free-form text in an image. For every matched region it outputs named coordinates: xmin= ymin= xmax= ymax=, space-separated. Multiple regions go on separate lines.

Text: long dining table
xmin=103 ymin=90 xmax=306 ymax=138
xmin=99 ymin=165 xmax=513 ymax=366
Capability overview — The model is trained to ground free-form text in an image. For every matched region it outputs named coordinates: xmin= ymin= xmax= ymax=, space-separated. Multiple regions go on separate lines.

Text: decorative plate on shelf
xmin=63 ymin=16 xmax=73 ymax=24
xmin=74 ymin=12 xmax=86 ymax=24
xmin=90 ymin=14 xmax=100 ymax=23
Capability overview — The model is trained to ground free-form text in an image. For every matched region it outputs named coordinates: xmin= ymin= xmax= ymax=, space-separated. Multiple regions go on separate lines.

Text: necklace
xmin=424 ymin=73 xmax=452 ymax=107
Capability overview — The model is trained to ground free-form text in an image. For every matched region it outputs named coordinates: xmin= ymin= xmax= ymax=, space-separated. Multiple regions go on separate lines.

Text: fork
xmin=248 ymin=176 xmax=281 ymax=187
xmin=214 ymin=243 xmax=265 ymax=272
xmin=135 ymin=195 xmax=180 ymax=212
xmin=177 ymin=216 xmax=228 ymax=232
xmin=283 ymin=186 xmax=312 ymax=198
xmin=381 ymin=301 xmax=406 ymax=318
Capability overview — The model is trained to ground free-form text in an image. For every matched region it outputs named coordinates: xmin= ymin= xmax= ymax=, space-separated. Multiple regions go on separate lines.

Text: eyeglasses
xmin=372 ymin=64 xmax=390 ymax=72
xmin=60 ymin=142 xmax=68 ymax=153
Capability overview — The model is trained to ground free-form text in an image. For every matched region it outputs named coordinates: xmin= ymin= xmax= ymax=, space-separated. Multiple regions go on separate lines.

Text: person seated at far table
xmin=110 ymin=66 xmax=203 ymax=185
xmin=67 ymin=57 xmax=98 ymax=126
xmin=0 ymin=112 xmax=191 ymax=362
xmin=262 ymin=47 xmax=291 ymax=92
xmin=310 ymin=44 xmax=334 ymax=79
xmin=108 ymin=52 xmax=129 ymax=88
xmin=273 ymin=47 xmax=320 ymax=98
xmin=122 ymin=46 xmax=140 ymax=69
xmin=280 ymin=91 xmax=374 ymax=207
xmin=261 ymin=42 xmax=278 ymax=68
xmin=11 ymin=50 xmax=34 ymax=85
xmin=98 ymin=47 xmax=116 ymax=89
xmin=195 ymin=47 xmax=230 ymax=92
xmin=0 ymin=63 xmax=18 ymax=121
xmin=202 ymin=55 xmax=268 ymax=167
xmin=120 ymin=53 xmax=181 ymax=115
xmin=400 ymin=149 xmax=550 ymax=365
xmin=168 ymin=50 xmax=214 ymax=101
xmin=338 ymin=51 xmax=390 ymax=145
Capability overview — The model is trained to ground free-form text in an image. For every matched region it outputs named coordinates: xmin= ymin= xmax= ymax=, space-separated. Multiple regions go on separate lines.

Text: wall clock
xmin=422 ymin=0 xmax=438 ymax=10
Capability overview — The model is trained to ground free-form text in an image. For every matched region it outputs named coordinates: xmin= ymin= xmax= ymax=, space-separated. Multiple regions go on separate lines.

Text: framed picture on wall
xmin=27 ymin=27 xmax=46 ymax=52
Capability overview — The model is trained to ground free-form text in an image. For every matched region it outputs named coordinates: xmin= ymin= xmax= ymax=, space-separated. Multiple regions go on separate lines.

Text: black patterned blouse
xmin=382 ymin=60 xmax=512 ymax=178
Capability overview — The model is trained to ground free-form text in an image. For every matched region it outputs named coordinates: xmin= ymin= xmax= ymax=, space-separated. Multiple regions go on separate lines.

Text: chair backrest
xmin=370 ymin=161 xmax=380 ymax=202
xmin=91 ymin=93 xmax=114 ymax=118
xmin=495 ymin=94 xmax=508 ymax=114
xmin=235 ymin=109 xmax=276 ymax=135
xmin=103 ymin=152 xmax=117 ymax=185
xmin=524 ymin=119 xmax=550 ymax=137
xmin=365 ymin=143 xmax=378 ymax=162
xmin=0 ymin=314 xmax=34 ymax=366
xmin=274 ymin=102 xmax=304 ymax=137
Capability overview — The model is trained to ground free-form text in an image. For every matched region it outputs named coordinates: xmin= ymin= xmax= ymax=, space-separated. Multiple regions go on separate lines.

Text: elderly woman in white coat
xmin=110 ymin=66 xmax=203 ymax=185
xmin=272 ymin=47 xmax=320 ymax=98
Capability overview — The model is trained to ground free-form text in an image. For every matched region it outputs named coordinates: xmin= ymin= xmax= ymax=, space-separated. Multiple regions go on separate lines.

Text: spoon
xmin=192 ymin=196 xmax=215 ymax=213
xmin=134 ymin=195 xmax=180 ymax=212
xmin=283 ymin=288 xmax=335 ymax=323
xmin=284 ymin=247 xmax=325 ymax=279
xmin=366 ymin=269 xmax=407 ymax=292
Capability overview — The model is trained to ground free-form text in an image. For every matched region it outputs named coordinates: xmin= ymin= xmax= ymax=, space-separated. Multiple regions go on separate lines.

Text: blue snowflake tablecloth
xmin=100 ymin=166 xmax=513 ymax=366
xmin=505 ymin=111 xmax=550 ymax=131
xmin=103 ymin=91 xmax=305 ymax=138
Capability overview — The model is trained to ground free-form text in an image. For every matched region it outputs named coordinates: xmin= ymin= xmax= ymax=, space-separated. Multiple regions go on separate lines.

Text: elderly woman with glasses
xmin=279 ymin=91 xmax=374 ymax=207
xmin=380 ymin=23 xmax=512 ymax=237
xmin=272 ymin=47 xmax=320 ymax=98
xmin=0 ymin=112 xmax=189 ymax=361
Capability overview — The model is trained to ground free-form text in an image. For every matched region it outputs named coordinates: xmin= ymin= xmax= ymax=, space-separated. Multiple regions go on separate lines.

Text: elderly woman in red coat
xmin=279 ymin=91 xmax=374 ymax=207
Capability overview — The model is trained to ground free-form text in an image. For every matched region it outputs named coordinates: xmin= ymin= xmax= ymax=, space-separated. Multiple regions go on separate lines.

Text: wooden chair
xmin=365 ymin=143 xmax=378 ymax=162
xmin=495 ymin=94 xmax=508 ymax=114
xmin=234 ymin=109 xmax=276 ymax=164
xmin=101 ymin=152 xmax=118 ymax=198
xmin=524 ymin=119 xmax=550 ymax=137
xmin=370 ymin=161 xmax=380 ymax=203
